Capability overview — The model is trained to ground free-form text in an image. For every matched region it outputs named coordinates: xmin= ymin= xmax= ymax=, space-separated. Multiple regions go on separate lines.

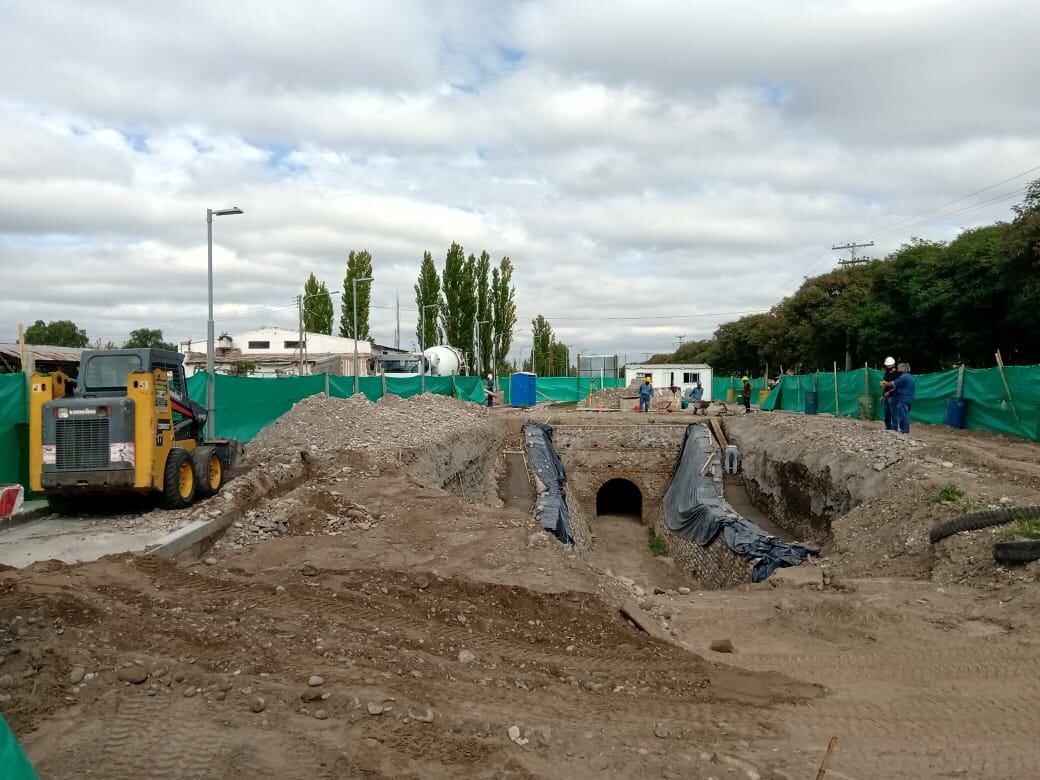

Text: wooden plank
xmin=707 ymin=417 xmax=729 ymax=450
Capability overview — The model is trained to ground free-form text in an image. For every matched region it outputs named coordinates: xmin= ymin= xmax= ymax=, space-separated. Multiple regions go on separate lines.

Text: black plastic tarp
xmin=664 ymin=424 xmax=818 ymax=581
xmin=522 ymin=422 xmax=574 ymax=545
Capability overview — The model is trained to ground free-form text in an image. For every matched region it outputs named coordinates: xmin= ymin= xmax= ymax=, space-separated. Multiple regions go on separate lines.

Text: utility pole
xmin=296 ymin=294 xmax=304 ymax=376
xmin=394 ymin=291 xmax=400 ymax=350
xmin=832 ymin=241 xmax=874 ymax=266
xmin=675 ymin=334 xmax=686 ymax=351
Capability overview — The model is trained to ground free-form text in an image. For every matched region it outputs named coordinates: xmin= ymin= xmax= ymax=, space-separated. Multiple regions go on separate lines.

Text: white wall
xmin=229 ymin=327 xmax=371 ymax=356
xmin=624 ymin=364 xmax=713 ymax=400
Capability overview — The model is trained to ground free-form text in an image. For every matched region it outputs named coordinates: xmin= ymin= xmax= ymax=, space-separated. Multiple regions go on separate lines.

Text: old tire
xmin=163 ymin=448 xmax=196 ymax=509
xmin=192 ymin=446 xmax=226 ymax=499
xmin=929 ymin=505 xmax=1040 ymax=544
xmin=993 ymin=540 xmax=1040 ymax=565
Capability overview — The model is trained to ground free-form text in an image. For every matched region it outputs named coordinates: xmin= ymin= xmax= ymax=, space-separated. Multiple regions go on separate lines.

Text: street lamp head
xmin=213 ymin=207 xmax=243 ymax=216
xmin=355 ymin=277 xmax=373 ymax=284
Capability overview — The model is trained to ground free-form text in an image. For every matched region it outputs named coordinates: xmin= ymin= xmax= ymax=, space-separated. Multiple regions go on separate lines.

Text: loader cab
xmin=78 ymin=349 xmax=188 ymax=399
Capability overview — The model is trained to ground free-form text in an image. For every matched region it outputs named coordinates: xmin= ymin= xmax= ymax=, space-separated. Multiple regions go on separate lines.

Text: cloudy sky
xmin=2 ymin=0 xmax=1038 ymax=362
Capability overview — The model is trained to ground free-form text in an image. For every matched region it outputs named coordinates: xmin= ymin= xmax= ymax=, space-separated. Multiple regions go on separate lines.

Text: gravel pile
xmin=742 ymin=411 xmax=921 ymax=471
xmin=579 ymin=387 xmax=635 ymax=409
xmin=247 ymin=392 xmax=490 ymax=466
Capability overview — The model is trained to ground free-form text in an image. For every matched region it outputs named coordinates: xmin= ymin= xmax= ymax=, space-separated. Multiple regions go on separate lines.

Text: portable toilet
xmin=510 ymin=372 xmax=537 ymax=407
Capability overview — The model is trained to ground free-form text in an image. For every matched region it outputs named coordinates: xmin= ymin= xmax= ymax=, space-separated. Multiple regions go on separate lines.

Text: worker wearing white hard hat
xmin=880 ymin=357 xmax=902 ymax=431
xmin=484 ymin=373 xmax=495 ymax=407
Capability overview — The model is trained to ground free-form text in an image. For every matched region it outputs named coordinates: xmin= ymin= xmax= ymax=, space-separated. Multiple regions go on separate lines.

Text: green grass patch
xmin=935 ymin=484 xmax=966 ymax=503
xmin=1004 ymin=512 xmax=1040 ymax=542
xmin=647 ymin=526 xmax=666 ymax=556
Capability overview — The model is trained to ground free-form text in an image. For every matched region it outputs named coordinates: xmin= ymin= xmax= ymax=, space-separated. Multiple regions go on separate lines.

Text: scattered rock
xmin=117 ymin=665 xmax=149 ymax=684
xmin=203 ymin=557 xmax=218 ymax=566
xmin=313 ymin=709 xmax=329 ymax=720
xmin=415 ymin=575 xmax=430 ymax=590
xmin=183 ymin=686 xmax=197 ymax=698
xmin=364 ymin=738 xmax=380 ymax=748
xmin=408 ymin=706 xmax=434 ymax=723
xmin=307 ymin=675 xmax=324 ymax=687
xmin=69 ymin=666 xmax=86 ymax=684
xmin=367 ymin=702 xmax=384 ymax=716
xmin=999 ymin=496 xmax=1014 ymax=506
xmin=457 ymin=649 xmax=477 ymax=665
xmin=250 ymin=696 xmax=267 ymax=713
xmin=710 ymin=639 xmax=735 ymax=653
xmin=678 ymin=587 xmax=691 ymax=596
xmin=456 ymin=614 xmax=468 ymax=625
xmin=301 ymin=689 xmax=323 ymax=703
xmin=653 ymin=722 xmax=670 ymax=739
xmin=507 ymin=725 xmax=529 ymax=746
xmin=300 ymin=564 xmax=319 ymax=577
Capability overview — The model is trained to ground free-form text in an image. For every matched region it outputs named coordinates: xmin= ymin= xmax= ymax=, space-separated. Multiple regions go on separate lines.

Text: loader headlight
xmin=57 ymin=408 xmax=69 ymax=419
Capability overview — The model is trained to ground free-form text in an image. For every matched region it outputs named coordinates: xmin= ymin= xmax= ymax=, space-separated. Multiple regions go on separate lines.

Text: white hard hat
xmin=884 ymin=356 xmax=896 ymax=367
xmin=487 ymin=373 xmax=492 ymax=379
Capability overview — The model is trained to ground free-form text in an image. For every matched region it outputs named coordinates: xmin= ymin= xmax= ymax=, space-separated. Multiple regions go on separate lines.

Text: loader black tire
xmin=192 ymin=445 xmax=226 ymax=499
xmin=162 ymin=448 xmax=196 ymax=509
xmin=993 ymin=540 xmax=1040 ymax=565
xmin=929 ymin=505 xmax=1040 ymax=544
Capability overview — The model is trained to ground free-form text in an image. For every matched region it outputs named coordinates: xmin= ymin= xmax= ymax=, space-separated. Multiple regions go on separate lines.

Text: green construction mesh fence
xmin=0 ymin=375 xmax=27 ymax=488
xmin=761 ymin=365 xmax=1040 ymax=441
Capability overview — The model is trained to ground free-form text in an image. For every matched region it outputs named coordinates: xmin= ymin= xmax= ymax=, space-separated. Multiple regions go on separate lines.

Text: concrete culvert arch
xmin=596 ymin=478 xmax=642 ymax=519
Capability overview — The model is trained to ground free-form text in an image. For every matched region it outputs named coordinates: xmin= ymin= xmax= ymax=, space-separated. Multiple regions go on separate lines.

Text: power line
xmin=852 ymin=164 xmax=1040 ymax=242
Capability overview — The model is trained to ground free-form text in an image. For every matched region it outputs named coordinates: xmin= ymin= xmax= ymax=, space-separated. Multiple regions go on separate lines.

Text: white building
xmin=182 ymin=327 xmax=373 ymax=378
xmin=624 ymin=363 xmax=713 ymax=400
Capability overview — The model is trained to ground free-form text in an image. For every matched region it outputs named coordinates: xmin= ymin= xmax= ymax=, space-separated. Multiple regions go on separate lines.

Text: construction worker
xmin=639 ymin=376 xmax=653 ymax=412
xmin=880 ymin=356 xmax=900 ymax=431
xmin=742 ymin=375 xmax=752 ymax=413
xmin=484 ymin=373 xmax=495 ymax=407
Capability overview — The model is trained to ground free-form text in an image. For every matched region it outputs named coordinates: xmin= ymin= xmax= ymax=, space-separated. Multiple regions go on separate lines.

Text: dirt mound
xmin=727 ymin=413 xmax=1040 ymax=586
xmin=248 ymin=392 xmax=489 ymax=467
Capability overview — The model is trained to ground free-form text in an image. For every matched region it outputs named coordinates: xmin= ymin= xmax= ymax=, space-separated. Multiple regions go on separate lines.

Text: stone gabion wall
xmin=654 ymin=520 xmax=751 ymax=589
xmin=552 ymin=424 xmax=688 ymax=524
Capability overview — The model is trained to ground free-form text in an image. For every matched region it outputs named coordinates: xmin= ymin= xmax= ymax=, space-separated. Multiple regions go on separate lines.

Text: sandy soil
xmin=2 ymin=404 xmax=1039 ymax=778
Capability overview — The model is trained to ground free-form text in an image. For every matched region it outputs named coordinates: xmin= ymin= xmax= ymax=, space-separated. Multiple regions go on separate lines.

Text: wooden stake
xmin=994 ymin=350 xmax=1022 ymax=427
xmin=815 ymin=736 xmax=838 ymax=779
xmin=956 ymin=364 xmax=965 ymax=399
xmin=833 ymin=362 xmax=840 ymax=416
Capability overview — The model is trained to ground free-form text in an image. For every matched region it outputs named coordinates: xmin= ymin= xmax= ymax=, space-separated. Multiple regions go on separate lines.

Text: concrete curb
xmin=148 ymin=455 xmax=311 ymax=561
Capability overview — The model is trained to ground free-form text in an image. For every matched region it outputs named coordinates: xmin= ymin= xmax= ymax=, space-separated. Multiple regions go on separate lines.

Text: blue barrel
xmin=944 ymin=397 xmax=967 ymax=429
xmin=804 ymin=391 xmax=818 ymax=415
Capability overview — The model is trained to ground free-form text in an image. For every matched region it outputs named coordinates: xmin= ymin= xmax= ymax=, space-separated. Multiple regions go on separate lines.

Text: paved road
xmin=0 ymin=514 xmax=164 ymax=568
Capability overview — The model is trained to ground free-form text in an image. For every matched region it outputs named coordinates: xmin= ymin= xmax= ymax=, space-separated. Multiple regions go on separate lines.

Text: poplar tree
xmin=339 ymin=250 xmax=373 ymax=340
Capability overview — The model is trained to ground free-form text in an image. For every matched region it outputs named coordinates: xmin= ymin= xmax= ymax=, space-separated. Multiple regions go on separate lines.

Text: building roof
xmin=0 ymin=343 xmax=85 ymax=362
xmin=625 ymin=363 xmax=711 ymax=370
xmin=182 ymin=350 xmax=349 ymax=365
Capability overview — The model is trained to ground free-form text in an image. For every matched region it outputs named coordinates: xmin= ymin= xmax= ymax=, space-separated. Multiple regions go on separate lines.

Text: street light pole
xmin=206 ymin=206 xmax=243 ymax=440
xmin=477 ymin=320 xmax=490 ymax=376
xmin=353 ymin=276 xmax=373 ymax=394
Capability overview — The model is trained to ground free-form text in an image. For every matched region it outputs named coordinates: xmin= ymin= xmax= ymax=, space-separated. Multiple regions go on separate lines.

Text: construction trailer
xmin=623 ymin=363 xmax=713 ymax=400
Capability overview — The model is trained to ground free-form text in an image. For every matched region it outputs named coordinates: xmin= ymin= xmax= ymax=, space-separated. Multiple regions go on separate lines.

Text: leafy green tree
xmin=475 ymin=251 xmax=493 ymax=375
xmin=339 ymin=250 xmax=373 ymax=340
xmin=24 ymin=319 xmax=89 ymax=348
xmin=441 ymin=243 xmax=477 ymax=367
xmin=302 ymin=273 xmax=334 ymax=335
xmin=414 ymin=250 xmax=442 ymax=349
xmin=549 ymin=342 xmax=569 ymax=376
xmin=123 ymin=328 xmax=177 ymax=351
xmin=492 ymin=257 xmax=517 ymax=374
xmin=531 ymin=315 xmax=554 ymax=376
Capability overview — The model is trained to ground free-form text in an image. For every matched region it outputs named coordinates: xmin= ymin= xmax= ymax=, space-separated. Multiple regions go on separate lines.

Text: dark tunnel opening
xmin=596 ymin=478 xmax=643 ymax=519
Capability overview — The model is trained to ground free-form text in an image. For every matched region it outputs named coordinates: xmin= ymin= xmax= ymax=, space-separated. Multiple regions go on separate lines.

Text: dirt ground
xmin=2 ymin=403 xmax=1039 ymax=779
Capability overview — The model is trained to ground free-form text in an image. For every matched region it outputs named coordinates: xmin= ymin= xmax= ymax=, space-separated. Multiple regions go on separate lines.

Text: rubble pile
xmin=743 ymin=411 xmax=921 ymax=471
xmin=578 ymin=387 xmax=634 ymax=409
xmin=247 ymin=392 xmax=490 ymax=467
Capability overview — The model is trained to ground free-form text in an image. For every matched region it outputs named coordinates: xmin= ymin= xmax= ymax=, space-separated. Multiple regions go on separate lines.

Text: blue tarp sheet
xmin=663 ymin=424 xmax=818 ymax=581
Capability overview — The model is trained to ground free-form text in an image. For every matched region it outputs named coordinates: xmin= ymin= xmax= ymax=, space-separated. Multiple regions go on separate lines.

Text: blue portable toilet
xmin=511 ymin=372 xmax=537 ymax=407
